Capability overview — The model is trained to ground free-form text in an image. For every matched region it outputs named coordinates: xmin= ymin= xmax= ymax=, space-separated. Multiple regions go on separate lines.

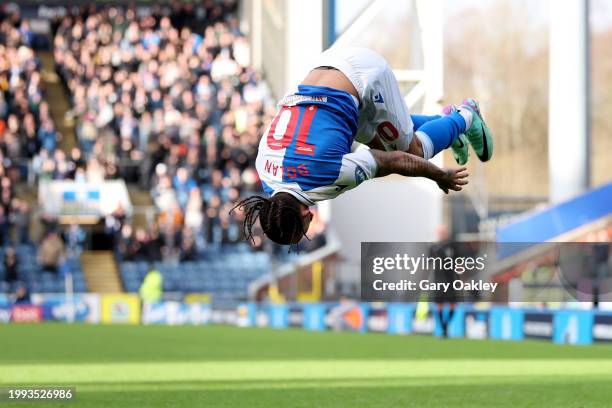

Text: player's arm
xmin=369 ymin=150 xmax=468 ymax=194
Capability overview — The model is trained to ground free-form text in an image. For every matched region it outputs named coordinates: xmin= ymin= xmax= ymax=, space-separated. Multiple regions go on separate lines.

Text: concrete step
xmin=38 ymin=51 xmax=77 ymax=153
xmin=81 ymin=251 xmax=123 ymax=293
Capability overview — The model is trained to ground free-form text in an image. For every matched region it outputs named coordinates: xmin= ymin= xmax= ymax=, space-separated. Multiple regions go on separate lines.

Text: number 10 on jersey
xmin=266 ymin=105 xmax=317 ymax=155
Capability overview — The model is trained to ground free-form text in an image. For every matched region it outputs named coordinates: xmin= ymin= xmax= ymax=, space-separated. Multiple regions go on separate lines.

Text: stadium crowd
xmin=0 ymin=9 xmax=44 ymax=247
xmin=0 ymin=2 xmax=327 ymax=280
xmin=52 ymin=2 xmax=273 ymax=260
xmin=0 ymin=6 xmax=77 ymax=295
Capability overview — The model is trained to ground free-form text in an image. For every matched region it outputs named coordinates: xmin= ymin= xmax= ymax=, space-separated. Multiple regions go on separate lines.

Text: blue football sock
xmin=411 ymin=115 xmax=441 ymax=131
xmin=415 ymin=112 xmax=467 ymax=158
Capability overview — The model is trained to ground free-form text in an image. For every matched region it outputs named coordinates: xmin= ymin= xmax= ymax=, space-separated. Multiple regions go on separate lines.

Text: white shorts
xmin=309 ymin=46 xmax=414 ymax=151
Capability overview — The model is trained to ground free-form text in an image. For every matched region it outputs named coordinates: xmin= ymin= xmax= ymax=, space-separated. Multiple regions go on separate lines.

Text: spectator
xmin=65 ymin=223 xmax=86 ymax=256
xmin=105 ymin=202 xmax=127 ymax=248
xmin=302 ymin=209 xmax=327 ymax=252
xmin=179 ymin=227 xmax=197 ymax=262
xmin=0 ymin=206 xmax=9 ymax=245
xmin=118 ymin=224 xmax=135 ymax=261
xmin=184 ymin=188 xmax=203 ymax=233
xmin=4 ymin=246 xmax=17 ymax=284
xmin=38 ymin=231 xmax=65 ymax=274
xmin=139 ymin=268 xmax=163 ymax=305
xmin=14 ymin=285 xmax=30 ymax=304
xmin=173 ymin=167 xmax=197 ymax=209
xmin=12 ymin=199 xmax=31 ymax=244
xmin=37 ymin=120 xmax=58 ymax=153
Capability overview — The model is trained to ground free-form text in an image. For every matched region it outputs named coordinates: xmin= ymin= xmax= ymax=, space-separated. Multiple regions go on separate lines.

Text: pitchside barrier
xmin=236 ymin=302 xmax=608 ymax=345
xmin=1 ymin=294 xmax=611 ymax=345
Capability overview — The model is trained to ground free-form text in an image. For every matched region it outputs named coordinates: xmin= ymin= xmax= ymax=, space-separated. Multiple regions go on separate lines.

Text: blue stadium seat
xmin=0 ymin=251 xmax=88 ymax=294
xmin=115 ymin=246 xmax=274 ymax=300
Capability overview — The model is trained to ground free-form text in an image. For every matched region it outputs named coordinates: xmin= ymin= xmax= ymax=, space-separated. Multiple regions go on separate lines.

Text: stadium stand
xmin=0 ymin=2 xmax=324 ymax=300
xmin=0 ymin=6 xmax=87 ymax=295
xmin=52 ymin=2 xmax=270 ymax=256
xmin=119 ymin=247 xmax=270 ymax=299
xmin=0 ymin=244 xmax=87 ymax=294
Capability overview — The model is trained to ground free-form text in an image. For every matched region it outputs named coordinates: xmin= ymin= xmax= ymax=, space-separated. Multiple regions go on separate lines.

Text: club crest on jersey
xmin=372 ymin=91 xmax=384 ymax=104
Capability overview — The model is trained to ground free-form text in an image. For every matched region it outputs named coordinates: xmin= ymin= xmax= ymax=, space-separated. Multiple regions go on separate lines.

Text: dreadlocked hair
xmin=230 ymin=193 xmax=307 ymax=245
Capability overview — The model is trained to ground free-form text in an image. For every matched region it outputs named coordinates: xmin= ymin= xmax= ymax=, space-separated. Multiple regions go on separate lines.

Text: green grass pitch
xmin=2 ymin=324 xmax=612 ymax=407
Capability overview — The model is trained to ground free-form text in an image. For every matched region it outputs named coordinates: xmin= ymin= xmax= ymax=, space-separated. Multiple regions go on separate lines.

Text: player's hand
xmin=436 ymin=167 xmax=468 ymax=194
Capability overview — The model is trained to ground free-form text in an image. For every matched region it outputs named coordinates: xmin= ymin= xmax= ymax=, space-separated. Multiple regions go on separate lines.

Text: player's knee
xmin=408 ymin=136 xmax=425 ymax=158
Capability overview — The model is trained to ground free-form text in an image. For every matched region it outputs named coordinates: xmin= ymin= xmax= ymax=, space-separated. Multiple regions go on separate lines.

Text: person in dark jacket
xmin=4 ymin=246 xmax=18 ymax=283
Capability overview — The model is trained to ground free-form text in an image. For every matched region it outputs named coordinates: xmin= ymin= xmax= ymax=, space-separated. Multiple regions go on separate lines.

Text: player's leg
xmin=447 ymin=303 xmax=456 ymax=325
xmin=368 ymin=132 xmax=427 ymax=159
xmin=326 ymin=47 xmax=492 ymax=162
xmin=411 ymin=115 xmax=441 ymax=131
xmin=412 ymin=100 xmax=494 ymax=165
xmin=354 ymin=50 xmax=491 ymax=163
xmin=436 ymin=303 xmax=448 ymax=338
xmin=356 ymin=54 xmax=472 ymax=161
xmin=445 ymin=304 xmax=456 ymax=337
xmin=411 ymin=113 xmax=470 ymax=165
xmin=410 ymin=113 xmax=469 ymax=165
xmin=371 ymin=108 xmax=473 ymax=164
xmin=412 ymin=109 xmax=471 ymax=160
xmin=361 ymin=110 xmax=434 ymax=154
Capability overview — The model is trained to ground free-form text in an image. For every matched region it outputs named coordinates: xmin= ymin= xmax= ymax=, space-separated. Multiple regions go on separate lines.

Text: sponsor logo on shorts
xmin=372 ymin=91 xmax=384 ymax=104
xmin=355 ymin=166 xmax=367 ymax=185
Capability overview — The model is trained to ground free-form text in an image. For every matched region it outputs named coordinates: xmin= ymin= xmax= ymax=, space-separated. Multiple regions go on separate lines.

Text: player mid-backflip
xmin=232 ymin=47 xmax=493 ymax=245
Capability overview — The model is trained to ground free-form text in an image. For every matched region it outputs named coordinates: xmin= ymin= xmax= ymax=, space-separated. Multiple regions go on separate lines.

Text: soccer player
xmin=233 ymin=47 xmax=493 ymax=245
